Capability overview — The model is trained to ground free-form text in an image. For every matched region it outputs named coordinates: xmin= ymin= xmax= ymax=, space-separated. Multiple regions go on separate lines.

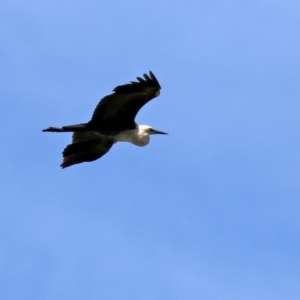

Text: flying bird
xmin=43 ymin=71 xmax=167 ymax=168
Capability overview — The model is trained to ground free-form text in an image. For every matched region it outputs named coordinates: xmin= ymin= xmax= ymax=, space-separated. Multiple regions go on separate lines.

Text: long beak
xmin=152 ymin=129 xmax=168 ymax=135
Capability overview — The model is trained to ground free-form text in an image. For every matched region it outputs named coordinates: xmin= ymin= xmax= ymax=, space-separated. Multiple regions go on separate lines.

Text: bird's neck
xmin=115 ymin=127 xmax=149 ymax=146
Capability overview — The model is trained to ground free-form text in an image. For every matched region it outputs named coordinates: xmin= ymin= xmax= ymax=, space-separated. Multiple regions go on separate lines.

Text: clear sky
xmin=1 ymin=1 xmax=300 ymax=299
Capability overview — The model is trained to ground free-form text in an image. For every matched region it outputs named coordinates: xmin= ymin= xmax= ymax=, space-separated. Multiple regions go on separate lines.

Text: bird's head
xmin=138 ymin=125 xmax=168 ymax=136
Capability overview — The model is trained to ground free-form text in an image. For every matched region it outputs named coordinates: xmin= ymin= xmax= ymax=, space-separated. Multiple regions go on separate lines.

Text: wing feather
xmin=89 ymin=71 xmax=161 ymax=133
xmin=61 ymin=131 xmax=115 ymax=168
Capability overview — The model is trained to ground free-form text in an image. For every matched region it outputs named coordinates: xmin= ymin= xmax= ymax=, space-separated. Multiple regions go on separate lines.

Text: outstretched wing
xmin=89 ymin=71 xmax=161 ymax=134
xmin=61 ymin=132 xmax=115 ymax=168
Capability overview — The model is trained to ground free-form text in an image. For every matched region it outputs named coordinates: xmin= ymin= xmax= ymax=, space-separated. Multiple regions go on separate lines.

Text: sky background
xmin=1 ymin=1 xmax=300 ymax=299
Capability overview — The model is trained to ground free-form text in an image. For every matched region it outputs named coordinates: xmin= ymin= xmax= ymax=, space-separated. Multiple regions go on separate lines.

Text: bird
xmin=43 ymin=71 xmax=167 ymax=168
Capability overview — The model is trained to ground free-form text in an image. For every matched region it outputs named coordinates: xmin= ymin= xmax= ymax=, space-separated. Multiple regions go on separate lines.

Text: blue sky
xmin=1 ymin=1 xmax=300 ymax=299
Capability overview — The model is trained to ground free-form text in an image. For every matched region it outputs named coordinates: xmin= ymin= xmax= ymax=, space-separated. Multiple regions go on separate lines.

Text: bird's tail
xmin=42 ymin=124 xmax=88 ymax=132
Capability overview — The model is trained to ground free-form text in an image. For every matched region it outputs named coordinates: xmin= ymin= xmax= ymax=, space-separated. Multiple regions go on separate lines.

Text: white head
xmin=138 ymin=125 xmax=167 ymax=135
xmin=136 ymin=125 xmax=168 ymax=146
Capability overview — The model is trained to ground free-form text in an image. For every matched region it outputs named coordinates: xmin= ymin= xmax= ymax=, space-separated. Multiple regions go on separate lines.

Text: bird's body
xmin=43 ymin=71 xmax=167 ymax=168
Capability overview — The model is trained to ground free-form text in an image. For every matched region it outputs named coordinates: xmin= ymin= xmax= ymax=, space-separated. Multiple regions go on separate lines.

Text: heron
xmin=43 ymin=71 xmax=167 ymax=168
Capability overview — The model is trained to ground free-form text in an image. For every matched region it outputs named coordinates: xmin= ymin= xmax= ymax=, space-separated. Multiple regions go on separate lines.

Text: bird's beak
xmin=152 ymin=129 xmax=168 ymax=135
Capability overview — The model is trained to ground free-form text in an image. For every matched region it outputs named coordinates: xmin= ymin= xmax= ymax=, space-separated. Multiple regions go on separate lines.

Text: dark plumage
xmin=89 ymin=71 xmax=161 ymax=134
xmin=43 ymin=71 xmax=165 ymax=168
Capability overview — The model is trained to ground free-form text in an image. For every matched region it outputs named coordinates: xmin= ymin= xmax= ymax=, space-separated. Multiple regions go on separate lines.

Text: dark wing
xmin=88 ymin=71 xmax=161 ymax=134
xmin=61 ymin=132 xmax=115 ymax=168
